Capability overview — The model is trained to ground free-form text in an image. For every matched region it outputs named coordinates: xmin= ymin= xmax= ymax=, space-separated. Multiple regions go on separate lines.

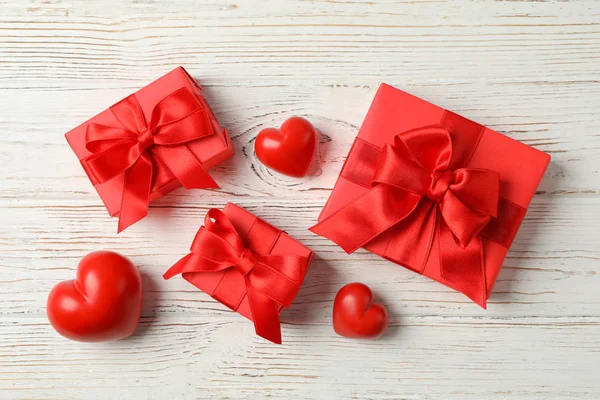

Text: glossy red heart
xmin=255 ymin=116 xmax=317 ymax=177
xmin=333 ymin=282 xmax=389 ymax=339
xmin=47 ymin=251 xmax=142 ymax=342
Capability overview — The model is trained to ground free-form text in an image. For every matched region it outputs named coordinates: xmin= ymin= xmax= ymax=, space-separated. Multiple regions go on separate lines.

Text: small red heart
xmin=47 ymin=251 xmax=142 ymax=342
xmin=333 ymin=282 xmax=389 ymax=339
xmin=255 ymin=116 xmax=317 ymax=177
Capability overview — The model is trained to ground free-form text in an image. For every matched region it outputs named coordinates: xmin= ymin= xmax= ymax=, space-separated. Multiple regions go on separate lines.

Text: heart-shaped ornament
xmin=333 ymin=282 xmax=389 ymax=338
xmin=47 ymin=251 xmax=142 ymax=342
xmin=255 ymin=116 xmax=317 ymax=177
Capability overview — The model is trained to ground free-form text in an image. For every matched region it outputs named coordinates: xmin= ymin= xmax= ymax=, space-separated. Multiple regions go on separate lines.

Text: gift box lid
xmin=65 ymin=66 xmax=233 ymax=217
xmin=314 ymin=83 xmax=550 ymax=306
xmin=173 ymin=203 xmax=313 ymax=339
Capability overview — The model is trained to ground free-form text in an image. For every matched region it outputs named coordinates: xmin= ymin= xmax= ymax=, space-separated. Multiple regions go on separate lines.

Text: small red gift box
xmin=65 ymin=67 xmax=234 ymax=232
xmin=311 ymin=84 xmax=550 ymax=307
xmin=163 ymin=203 xmax=314 ymax=344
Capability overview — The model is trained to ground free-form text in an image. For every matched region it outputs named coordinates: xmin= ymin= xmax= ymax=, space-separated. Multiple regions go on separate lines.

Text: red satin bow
xmin=311 ymin=125 xmax=500 ymax=307
xmin=163 ymin=209 xmax=307 ymax=344
xmin=83 ymin=88 xmax=218 ymax=232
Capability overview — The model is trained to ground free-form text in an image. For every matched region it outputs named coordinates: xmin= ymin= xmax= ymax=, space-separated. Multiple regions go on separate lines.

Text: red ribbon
xmin=311 ymin=125 xmax=501 ymax=307
xmin=163 ymin=209 xmax=307 ymax=344
xmin=83 ymin=88 xmax=219 ymax=232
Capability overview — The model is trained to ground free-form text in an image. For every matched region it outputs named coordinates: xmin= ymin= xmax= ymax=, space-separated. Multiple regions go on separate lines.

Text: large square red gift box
xmin=311 ymin=84 xmax=550 ymax=307
xmin=164 ymin=203 xmax=314 ymax=344
xmin=65 ymin=67 xmax=233 ymax=232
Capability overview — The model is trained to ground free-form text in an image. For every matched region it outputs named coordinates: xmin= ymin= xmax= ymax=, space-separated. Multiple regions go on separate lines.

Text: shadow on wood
xmin=283 ymin=253 xmax=339 ymax=326
xmin=126 ymin=269 xmax=160 ymax=340
xmin=373 ymin=288 xmax=403 ymax=341
xmin=489 ymin=160 xmax=561 ymax=305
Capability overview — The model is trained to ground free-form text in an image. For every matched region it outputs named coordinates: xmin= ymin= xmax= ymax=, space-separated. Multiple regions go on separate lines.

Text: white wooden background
xmin=1 ymin=1 xmax=599 ymax=399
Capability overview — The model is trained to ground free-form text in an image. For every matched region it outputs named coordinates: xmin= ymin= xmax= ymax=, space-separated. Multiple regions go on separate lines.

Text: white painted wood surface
xmin=1 ymin=0 xmax=599 ymax=398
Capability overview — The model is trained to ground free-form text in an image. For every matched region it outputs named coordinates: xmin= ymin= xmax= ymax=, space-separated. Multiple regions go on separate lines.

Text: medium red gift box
xmin=65 ymin=67 xmax=234 ymax=232
xmin=311 ymin=84 xmax=550 ymax=307
xmin=163 ymin=203 xmax=314 ymax=344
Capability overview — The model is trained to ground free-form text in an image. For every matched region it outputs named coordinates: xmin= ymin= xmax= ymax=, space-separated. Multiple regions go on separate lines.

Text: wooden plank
xmin=0 ymin=316 xmax=598 ymax=399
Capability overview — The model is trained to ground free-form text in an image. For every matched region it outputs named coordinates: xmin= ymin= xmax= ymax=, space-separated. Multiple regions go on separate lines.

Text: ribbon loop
xmin=311 ymin=124 xmax=500 ymax=307
xmin=163 ymin=209 xmax=308 ymax=344
xmin=82 ymin=88 xmax=218 ymax=232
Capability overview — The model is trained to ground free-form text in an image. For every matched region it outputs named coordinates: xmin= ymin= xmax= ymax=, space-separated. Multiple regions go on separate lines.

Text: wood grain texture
xmin=1 ymin=0 xmax=599 ymax=399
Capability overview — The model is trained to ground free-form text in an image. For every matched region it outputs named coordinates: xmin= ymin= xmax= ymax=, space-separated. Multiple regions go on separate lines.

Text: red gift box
xmin=65 ymin=67 xmax=234 ymax=232
xmin=311 ymin=84 xmax=550 ymax=307
xmin=163 ymin=203 xmax=314 ymax=344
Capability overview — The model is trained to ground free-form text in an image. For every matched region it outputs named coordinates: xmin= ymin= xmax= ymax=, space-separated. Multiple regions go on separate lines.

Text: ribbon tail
xmin=439 ymin=219 xmax=487 ymax=308
xmin=246 ymin=282 xmax=282 ymax=344
xmin=310 ymin=185 xmax=421 ymax=253
xmin=117 ymin=154 xmax=153 ymax=233
xmin=154 ymin=145 xmax=219 ymax=190
xmin=163 ymin=253 xmax=199 ymax=280
xmin=379 ymin=200 xmax=437 ymax=274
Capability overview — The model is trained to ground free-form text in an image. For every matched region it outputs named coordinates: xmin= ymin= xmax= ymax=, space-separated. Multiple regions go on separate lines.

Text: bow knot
xmin=427 ymin=170 xmax=453 ymax=203
xmin=82 ymin=87 xmax=219 ymax=232
xmin=235 ymin=249 xmax=259 ymax=276
xmin=163 ymin=208 xmax=308 ymax=344
xmin=137 ymin=127 xmax=154 ymax=151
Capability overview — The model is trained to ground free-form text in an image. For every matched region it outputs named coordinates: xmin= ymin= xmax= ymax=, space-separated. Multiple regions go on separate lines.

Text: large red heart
xmin=255 ymin=116 xmax=317 ymax=177
xmin=47 ymin=251 xmax=142 ymax=342
xmin=333 ymin=282 xmax=389 ymax=338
